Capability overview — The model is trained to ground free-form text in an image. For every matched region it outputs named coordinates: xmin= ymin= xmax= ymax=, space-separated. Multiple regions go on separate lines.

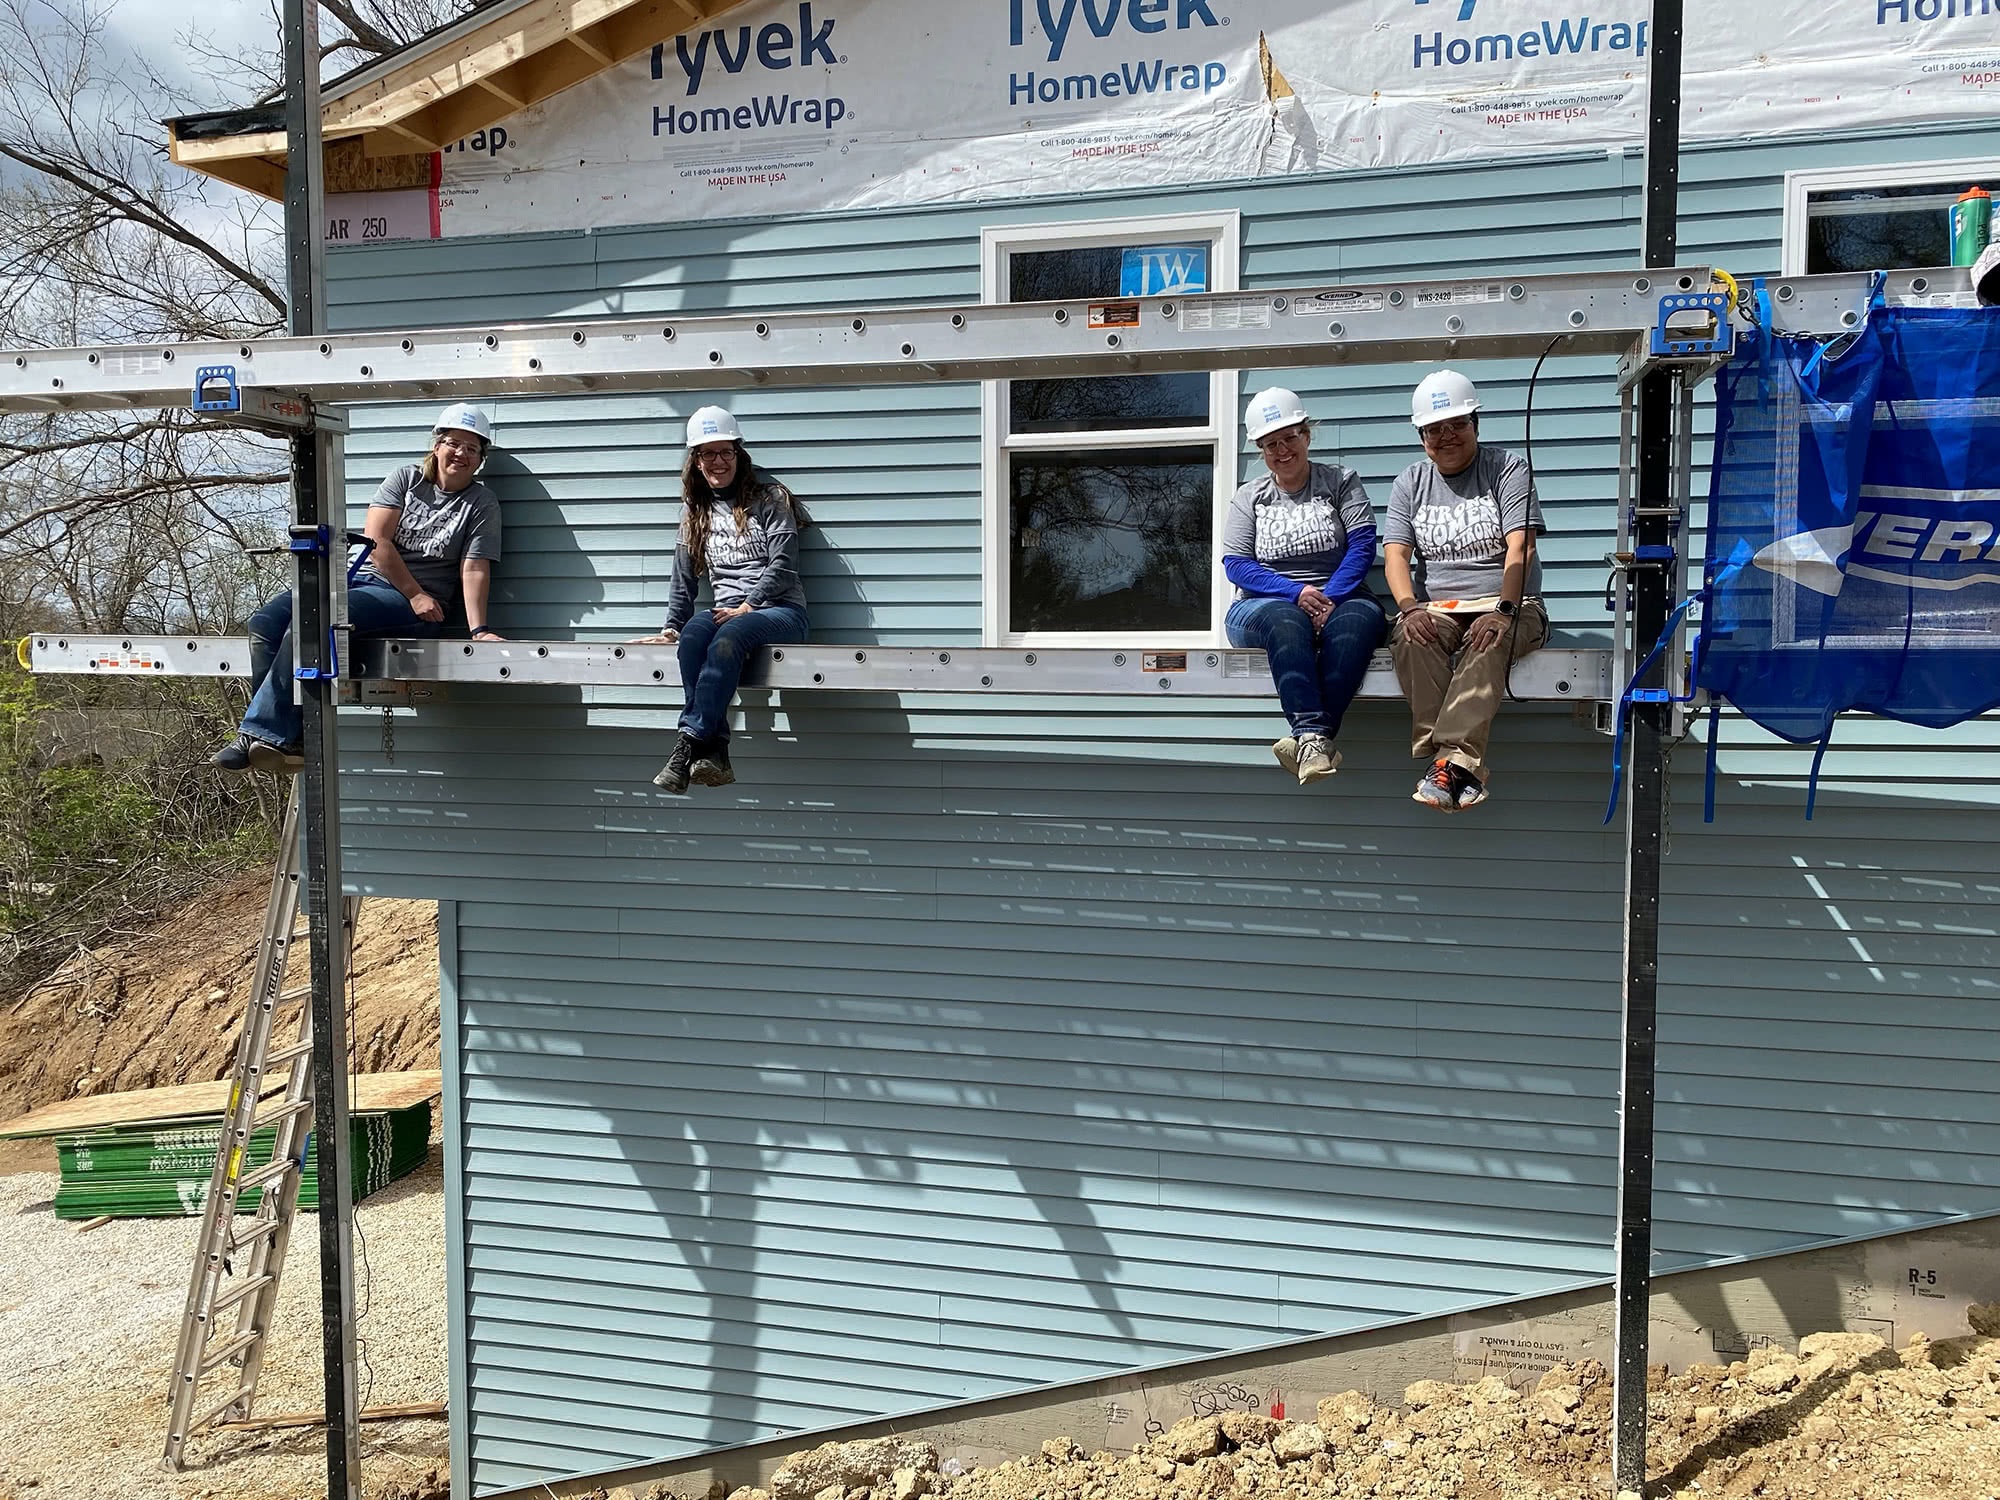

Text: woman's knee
xmin=248 ymin=592 xmax=293 ymax=644
xmin=1263 ymin=606 xmax=1317 ymax=650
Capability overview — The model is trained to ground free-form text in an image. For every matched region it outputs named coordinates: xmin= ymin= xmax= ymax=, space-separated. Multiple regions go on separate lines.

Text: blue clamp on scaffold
xmin=1634 ymin=544 xmax=1678 ymax=564
xmin=287 ymin=525 xmax=345 ymax=682
xmin=191 ymin=365 xmax=242 ymax=414
xmin=1650 ymin=291 xmax=1733 ymax=358
xmin=288 ymin=524 xmax=331 ymax=558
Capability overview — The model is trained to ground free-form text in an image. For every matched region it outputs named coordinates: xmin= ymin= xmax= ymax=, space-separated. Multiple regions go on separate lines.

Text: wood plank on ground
xmin=0 ymin=1070 xmax=442 ymax=1140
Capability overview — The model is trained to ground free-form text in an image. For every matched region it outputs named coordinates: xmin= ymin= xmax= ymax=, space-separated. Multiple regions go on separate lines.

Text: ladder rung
xmin=237 ymin=1158 xmax=296 ymax=1195
xmin=209 ymin=1274 xmax=275 ymax=1317
xmin=252 ymin=1097 xmax=313 ymax=1130
xmin=197 ymin=1329 xmax=261 ymax=1375
xmin=265 ymin=1037 xmax=314 ymax=1065
xmin=226 ymin=1218 xmax=281 ymax=1254
xmin=191 ymin=1384 xmax=257 ymax=1434
xmin=275 ymin=984 xmax=310 ymax=1005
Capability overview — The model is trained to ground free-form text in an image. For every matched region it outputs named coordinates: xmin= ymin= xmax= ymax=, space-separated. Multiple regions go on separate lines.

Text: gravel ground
xmin=0 ymin=1156 xmax=449 ymax=1500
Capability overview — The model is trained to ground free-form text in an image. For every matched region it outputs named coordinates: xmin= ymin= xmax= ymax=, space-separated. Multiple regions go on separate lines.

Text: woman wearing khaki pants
xmin=1384 ymin=370 xmax=1548 ymax=814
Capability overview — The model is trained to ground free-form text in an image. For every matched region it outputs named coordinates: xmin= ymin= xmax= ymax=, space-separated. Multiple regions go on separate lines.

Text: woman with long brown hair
xmin=633 ymin=406 xmax=809 ymax=793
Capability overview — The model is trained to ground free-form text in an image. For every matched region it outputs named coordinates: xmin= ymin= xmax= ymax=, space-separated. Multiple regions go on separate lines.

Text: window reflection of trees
xmin=1806 ymin=185 xmax=1968 ymax=273
xmin=1010 ymin=450 xmax=1212 ymax=633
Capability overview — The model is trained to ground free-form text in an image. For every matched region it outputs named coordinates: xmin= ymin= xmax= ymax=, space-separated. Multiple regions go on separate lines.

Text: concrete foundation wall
xmin=535 ymin=1213 xmax=2000 ymax=1499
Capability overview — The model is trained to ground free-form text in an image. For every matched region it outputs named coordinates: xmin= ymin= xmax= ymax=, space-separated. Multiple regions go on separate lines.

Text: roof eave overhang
xmin=166 ymin=0 xmax=739 ymax=199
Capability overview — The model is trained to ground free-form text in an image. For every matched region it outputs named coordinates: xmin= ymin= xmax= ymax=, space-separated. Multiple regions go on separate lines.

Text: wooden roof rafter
xmin=167 ymin=0 xmax=747 ymax=198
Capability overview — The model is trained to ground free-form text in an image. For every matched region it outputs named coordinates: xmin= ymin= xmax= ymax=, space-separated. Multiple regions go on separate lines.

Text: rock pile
xmin=620 ymin=1308 xmax=2000 ymax=1500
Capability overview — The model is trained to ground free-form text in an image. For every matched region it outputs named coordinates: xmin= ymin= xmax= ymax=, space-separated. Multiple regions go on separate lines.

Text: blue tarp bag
xmin=1698 ymin=296 xmax=2000 ymax=798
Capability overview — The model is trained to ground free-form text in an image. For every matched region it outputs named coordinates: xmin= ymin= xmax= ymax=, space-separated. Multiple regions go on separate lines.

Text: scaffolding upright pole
xmin=1612 ymin=0 xmax=1685 ymax=1492
xmin=280 ymin=0 xmax=362 ymax=1495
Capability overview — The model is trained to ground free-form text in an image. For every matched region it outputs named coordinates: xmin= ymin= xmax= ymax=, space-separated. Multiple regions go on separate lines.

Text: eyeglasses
xmin=1420 ymin=416 xmax=1475 ymax=442
xmin=435 ymin=436 xmax=482 ymax=456
xmin=1255 ymin=423 xmax=1311 ymax=453
xmin=694 ymin=445 xmax=737 ymax=464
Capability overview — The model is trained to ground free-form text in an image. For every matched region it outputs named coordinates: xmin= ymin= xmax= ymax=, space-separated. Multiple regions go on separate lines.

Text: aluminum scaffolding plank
xmin=24 ymin=633 xmax=1616 ymax=704
xmin=0 ymin=268 xmax=1704 ymax=409
xmin=0 ymin=267 xmax=1970 ymax=413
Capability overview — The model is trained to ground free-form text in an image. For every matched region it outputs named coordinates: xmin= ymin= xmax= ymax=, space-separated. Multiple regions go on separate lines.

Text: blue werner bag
xmin=1700 ymin=296 xmax=2000 ymax=758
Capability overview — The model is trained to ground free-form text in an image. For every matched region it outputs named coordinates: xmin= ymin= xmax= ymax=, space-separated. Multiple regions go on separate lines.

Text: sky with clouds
xmin=104 ymin=0 xmax=277 ymax=103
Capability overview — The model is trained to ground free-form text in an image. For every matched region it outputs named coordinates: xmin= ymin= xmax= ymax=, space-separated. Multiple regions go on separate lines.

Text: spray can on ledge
xmin=1950 ymin=186 xmax=1991 ymax=267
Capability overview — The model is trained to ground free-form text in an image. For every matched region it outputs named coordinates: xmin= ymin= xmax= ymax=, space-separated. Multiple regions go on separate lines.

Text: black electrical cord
xmin=1504 ymin=335 xmax=1564 ymax=703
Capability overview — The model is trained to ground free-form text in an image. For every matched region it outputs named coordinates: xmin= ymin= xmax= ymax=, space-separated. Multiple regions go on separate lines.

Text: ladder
xmin=161 ymin=790 xmax=361 ymax=1470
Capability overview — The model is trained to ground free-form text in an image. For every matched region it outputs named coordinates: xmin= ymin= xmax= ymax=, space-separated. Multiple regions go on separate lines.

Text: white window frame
xmin=979 ymin=210 xmax=1240 ymax=648
xmin=1781 ymin=156 xmax=2000 ymax=276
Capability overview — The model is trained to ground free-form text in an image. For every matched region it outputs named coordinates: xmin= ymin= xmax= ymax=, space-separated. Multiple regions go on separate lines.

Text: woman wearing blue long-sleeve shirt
xmin=1223 ymin=387 xmax=1388 ymax=785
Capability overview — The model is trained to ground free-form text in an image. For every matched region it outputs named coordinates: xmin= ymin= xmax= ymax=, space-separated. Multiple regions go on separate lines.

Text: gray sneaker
xmin=1295 ymin=734 xmax=1341 ymax=785
xmin=1271 ymin=736 xmax=1299 ymax=776
xmin=209 ymin=735 xmax=255 ymax=773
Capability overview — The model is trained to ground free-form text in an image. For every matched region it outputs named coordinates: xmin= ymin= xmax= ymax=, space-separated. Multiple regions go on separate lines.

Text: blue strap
xmin=1702 ymin=700 xmax=1721 ymax=824
xmin=1804 ymin=728 xmax=1834 ymax=820
xmin=1800 ymin=270 xmax=1889 ymax=387
xmin=1601 ymin=590 xmax=1706 ymax=825
xmin=346 ymin=535 xmax=377 ymax=586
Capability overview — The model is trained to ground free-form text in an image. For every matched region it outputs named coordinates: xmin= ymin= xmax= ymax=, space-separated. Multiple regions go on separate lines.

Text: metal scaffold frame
xmin=7 ymin=0 xmax=1980 ymax=1491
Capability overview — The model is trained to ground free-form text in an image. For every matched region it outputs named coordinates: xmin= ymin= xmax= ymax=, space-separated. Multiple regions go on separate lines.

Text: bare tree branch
xmin=0 ymin=141 xmax=287 ymax=319
xmin=317 ymin=0 xmax=403 ymax=58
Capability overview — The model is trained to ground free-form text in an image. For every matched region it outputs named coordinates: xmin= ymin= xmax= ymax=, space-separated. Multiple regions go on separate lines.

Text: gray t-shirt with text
xmin=1383 ymin=445 xmax=1543 ymax=602
xmin=1221 ymin=462 xmax=1376 ymax=602
xmin=361 ymin=465 xmax=503 ymax=604
xmin=663 ymin=473 xmax=808 ymax=632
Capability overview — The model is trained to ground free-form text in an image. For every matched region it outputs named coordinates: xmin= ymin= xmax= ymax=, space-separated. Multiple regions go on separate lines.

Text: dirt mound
xmin=670 ymin=1319 xmax=2000 ymax=1500
xmin=0 ymin=863 xmax=440 ymax=1125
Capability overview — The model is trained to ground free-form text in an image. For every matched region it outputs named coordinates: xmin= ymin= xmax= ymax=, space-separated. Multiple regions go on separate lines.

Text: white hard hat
xmin=686 ymin=406 xmax=743 ymax=448
xmin=434 ymin=402 xmax=493 ymax=446
xmin=1411 ymin=370 xmax=1481 ymax=428
xmin=1975 ymin=242 xmax=2000 ymax=308
xmin=1244 ymin=387 xmax=1310 ymax=443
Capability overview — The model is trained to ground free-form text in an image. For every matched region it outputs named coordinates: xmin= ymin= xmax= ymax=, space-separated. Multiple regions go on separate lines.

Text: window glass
xmin=1007 ymin=246 xmax=1207 ymax=434
xmin=1805 ymin=182 xmax=1986 ymax=273
xmin=1009 ymin=448 xmax=1214 ymax=634
xmin=1010 ymin=373 xmax=1210 ymax=435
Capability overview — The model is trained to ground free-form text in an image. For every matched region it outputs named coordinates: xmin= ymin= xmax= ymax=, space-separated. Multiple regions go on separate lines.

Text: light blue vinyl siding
xmin=329 ymin=119 xmax=2000 ymax=1495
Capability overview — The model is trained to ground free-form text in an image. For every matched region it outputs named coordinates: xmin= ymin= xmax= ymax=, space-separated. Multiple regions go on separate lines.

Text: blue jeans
xmin=1225 ymin=593 xmax=1388 ymax=739
xmin=677 ymin=603 xmax=810 ymax=743
xmin=240 ymin=582 xmax=441 ymax=747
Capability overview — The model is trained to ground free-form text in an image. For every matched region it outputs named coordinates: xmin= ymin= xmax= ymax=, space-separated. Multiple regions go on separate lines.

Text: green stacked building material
xmin=50 ymin=1101 xmax=432 ymax=1220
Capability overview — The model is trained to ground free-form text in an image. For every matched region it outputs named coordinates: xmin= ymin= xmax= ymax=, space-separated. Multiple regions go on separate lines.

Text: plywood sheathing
xmin=0 ymin=1070 xmax=442 ymax=1139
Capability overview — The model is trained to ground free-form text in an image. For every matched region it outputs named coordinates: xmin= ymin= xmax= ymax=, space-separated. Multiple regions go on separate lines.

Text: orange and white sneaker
xmin=1414 ymin=757 xmax=1458 ymax=811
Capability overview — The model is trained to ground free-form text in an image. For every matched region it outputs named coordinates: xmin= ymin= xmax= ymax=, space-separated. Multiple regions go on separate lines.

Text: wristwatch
xmin=1496 ymin=599 xmax=1519 ymax=618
